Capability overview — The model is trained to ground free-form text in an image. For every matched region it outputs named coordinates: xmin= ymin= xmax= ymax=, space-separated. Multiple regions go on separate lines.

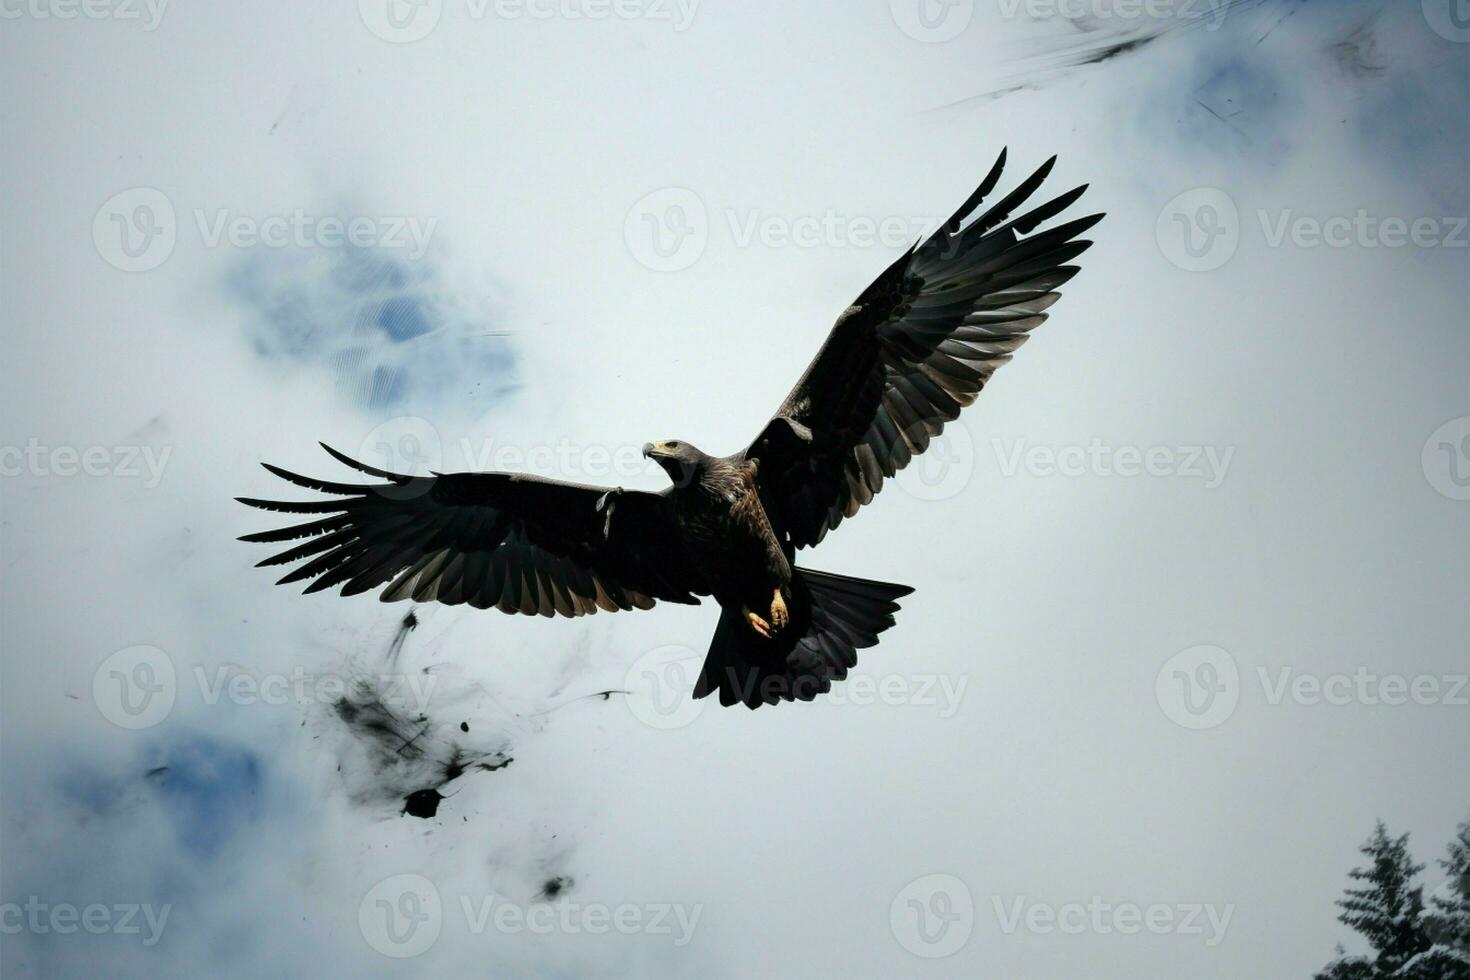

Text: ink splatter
xmin=539 ymin=876 xmax=574 ymax=900
xmin=402 ymin=788 xmax=445 ymax=818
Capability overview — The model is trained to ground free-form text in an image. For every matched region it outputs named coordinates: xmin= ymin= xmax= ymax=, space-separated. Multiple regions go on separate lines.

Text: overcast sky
xmin=2 ymin=1 xmax=1467 ymax=977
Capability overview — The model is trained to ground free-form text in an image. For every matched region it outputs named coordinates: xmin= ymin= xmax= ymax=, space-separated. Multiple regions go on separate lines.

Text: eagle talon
xmin=770 ymin=588 xmax=788 ymax=630
xmin=743 ymin=607 xmax=773 ymax=639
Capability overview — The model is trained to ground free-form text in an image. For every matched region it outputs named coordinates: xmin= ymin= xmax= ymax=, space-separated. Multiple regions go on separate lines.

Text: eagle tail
xmin=693 ymin=568 xmax=914 ymax=709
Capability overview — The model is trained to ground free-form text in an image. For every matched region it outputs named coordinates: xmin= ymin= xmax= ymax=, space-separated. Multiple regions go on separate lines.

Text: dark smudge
xmin=538 ymin=876 xmax=574 ymax=901
xmin=934 ymin=0 xmax=1266 ymax=110
xmin=332 ymin=689 xmax=514 ymax=820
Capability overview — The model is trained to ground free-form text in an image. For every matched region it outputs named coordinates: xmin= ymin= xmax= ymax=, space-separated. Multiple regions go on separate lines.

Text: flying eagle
xmin=238 ymin=151 xmax=1100 ymax=708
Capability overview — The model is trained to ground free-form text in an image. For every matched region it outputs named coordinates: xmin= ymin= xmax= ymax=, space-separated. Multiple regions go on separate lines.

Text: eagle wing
xmin=746 ymin=150 xmax=1101 ymax=547
xmin=238 ymin=444 xmax=707 ymax=615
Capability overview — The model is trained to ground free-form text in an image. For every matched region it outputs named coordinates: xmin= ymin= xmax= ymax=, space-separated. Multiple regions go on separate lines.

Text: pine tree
xmin=1334 ymin=821 xmax=1431 ymax=975
xmin=1313 ymin=944 xmax=1378 ymax=980
xmin=1424 ymin=817 xmax=1470 ymax=952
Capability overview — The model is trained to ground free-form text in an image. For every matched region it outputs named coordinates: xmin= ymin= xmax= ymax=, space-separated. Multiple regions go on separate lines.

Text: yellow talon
xmin=770 ymin=588 xmax=788 ymax=630
xmin=743 ymin=607 xmax=773 ymax=639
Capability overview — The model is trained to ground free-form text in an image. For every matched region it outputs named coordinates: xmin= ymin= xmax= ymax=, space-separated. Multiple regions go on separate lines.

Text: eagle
xmin=238 ymin=150 xmax=1100 ymax=709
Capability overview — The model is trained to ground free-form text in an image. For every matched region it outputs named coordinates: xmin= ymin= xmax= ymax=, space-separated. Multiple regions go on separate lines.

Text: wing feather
xmin=239 ymin=447 xmax=707 ymax=615
xmin=747 ymin=151 xmax=1100 ymax=546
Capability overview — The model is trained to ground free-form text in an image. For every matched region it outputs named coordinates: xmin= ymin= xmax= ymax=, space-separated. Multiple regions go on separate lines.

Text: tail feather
xmin=694 ymin=568 xmax=914 ymax=709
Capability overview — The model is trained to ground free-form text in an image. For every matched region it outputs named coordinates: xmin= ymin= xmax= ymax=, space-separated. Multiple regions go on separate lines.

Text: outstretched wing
xmin=747 ymin=150 xmax=1101 ymax=547
xmin=238 ymin=444 xmax=707 ymax=615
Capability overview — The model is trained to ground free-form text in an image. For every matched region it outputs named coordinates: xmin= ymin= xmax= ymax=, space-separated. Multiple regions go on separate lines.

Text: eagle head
xmin=642 ymin=440 xmax=706 ymax=488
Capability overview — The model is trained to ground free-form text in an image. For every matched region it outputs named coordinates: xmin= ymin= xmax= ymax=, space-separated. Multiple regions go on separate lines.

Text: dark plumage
xmin=238 ymin=150 xmax=1101 ymax=709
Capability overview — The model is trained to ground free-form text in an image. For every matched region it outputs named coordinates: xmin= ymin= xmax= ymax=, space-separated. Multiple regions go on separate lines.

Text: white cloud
xmin=2 ymin=2 xmax=1466 ymax=977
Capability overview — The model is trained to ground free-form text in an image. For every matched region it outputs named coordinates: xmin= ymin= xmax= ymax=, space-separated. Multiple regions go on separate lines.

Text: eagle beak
xmin=642 ymin=442 xmax=657 ymax=459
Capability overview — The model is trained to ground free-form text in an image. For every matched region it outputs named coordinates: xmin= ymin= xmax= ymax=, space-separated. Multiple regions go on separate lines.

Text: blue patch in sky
xmin=375 ymin=296 xmax=433 ymax=341
xmin=224 ymin=242 xmax=520 ymax=418
xmin=141 ymin=736 xmax=265 ymax=860
xmin=59 ymin=733 xmax=267 ymax=862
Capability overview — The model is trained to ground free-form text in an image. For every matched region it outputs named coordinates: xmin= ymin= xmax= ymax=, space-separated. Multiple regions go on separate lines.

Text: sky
xmin=1 ymin=1 xmax=1467 ymax=977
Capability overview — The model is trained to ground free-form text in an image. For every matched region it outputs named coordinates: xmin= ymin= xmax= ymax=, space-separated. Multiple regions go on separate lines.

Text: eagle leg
xmin=769 ymin=587 xmax=788 ymax=630
xmin=743 ymin=588 xmax=788 ymax=639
